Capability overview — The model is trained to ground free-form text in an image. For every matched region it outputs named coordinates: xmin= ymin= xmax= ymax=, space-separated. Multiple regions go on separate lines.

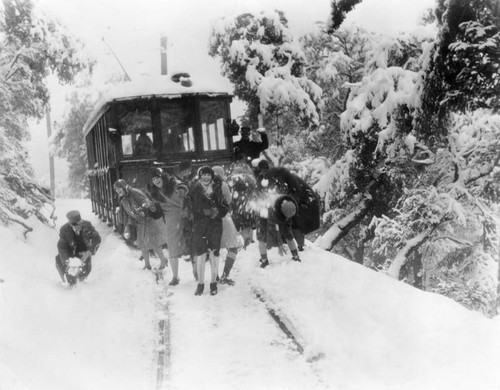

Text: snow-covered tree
xmin=52 ymin=88 xmax=96 ymax=198
xmin=315 ymin=0 xmax=500 ymax=315
xmin=417 ymin=0 xmax=500 ymax=143
xmin=208 ymin=10 xmax=323 ymax=135
xmin=315 ymin=31 xmax=435 ymax=254
xmin=299 ymin=23 xmax=376 ymax=161
xmin=0 ymin=0 xmax=90 ymax=230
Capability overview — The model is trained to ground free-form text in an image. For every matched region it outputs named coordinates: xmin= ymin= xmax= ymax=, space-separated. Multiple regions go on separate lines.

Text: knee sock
xmin=223 ymin=248 xmax=238 ymax=277
xmin=195 ymin=254 xmax=206 ymax=284
xmin=209 ymin=252 xmax=219 ymax=283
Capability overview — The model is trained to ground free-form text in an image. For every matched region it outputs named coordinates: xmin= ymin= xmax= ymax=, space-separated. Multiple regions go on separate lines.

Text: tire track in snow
xmin=153 ymin=270 xmax=171 ymax=390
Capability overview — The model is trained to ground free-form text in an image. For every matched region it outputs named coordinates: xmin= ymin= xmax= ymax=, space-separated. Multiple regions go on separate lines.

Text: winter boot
xmin=259 ymin=258 xmax=270 ymax=268
xmin=220 ymin=273 xmax=235 ymax=286
xmin=291 ymin=250 xmax=301 ymax=262
xmin=210 ymin=282 xmax=218 ymax=296
xmin=194 ymin=283 xmax=204 ymax=296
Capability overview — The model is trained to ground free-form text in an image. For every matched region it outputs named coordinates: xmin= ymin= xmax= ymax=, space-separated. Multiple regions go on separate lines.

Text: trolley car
xmin=83 ymin=73 xmax=238 ymax=227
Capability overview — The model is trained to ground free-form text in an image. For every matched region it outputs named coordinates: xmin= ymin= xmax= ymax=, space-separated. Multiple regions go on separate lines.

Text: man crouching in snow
xmin=257 ymin=195 xmax=301 ymax=268
xmin=55 ymin=210 xmax=101 ymax=285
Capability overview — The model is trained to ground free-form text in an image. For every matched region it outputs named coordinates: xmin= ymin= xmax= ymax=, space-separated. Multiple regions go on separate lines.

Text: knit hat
xmin=257 ymin=160 xmax=270 ymax=171
xmin=281 ymin=200 xmax=297 ymax=219
xmin=198 ymin=165 xmax=214 ymax=178
xmin=66 ymin=210 xmax=81 ymax=224
xmin=212 ymin=166 xmax=226 ymax=180
xmin=176 ymin=182 xmax=189 ymax=195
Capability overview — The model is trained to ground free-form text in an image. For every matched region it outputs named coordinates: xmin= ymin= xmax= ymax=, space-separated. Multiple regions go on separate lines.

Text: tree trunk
xmin=412 ymin=251 xmax=424 ymax=290
xmin=386 ymin=230 xmax=431 ymax=280
xmin=315 ymin=194 xmax=373 ymax=251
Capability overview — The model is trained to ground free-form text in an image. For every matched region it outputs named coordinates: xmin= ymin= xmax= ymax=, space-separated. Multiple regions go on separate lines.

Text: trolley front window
xmin=116 ymin=102 xmax=155 ymax=159
xmin=200 ymin=100 xmax=228 ymax=151
xmin=159 ymin=100 xmax=195 ymax=154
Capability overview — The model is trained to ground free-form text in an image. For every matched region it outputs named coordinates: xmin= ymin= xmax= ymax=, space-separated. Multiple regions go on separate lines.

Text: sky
xmin=27 ymin=0 xmax=435 ymax=191
xmin=1 ymin=198 xmax=500 ymax=390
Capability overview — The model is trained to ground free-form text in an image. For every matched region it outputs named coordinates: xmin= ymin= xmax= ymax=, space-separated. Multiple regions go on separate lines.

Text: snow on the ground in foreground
xmin=0 ymin=198 xmax=499 ymax=390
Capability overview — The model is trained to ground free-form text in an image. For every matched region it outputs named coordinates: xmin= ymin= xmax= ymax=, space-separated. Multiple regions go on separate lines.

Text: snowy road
xmin=3 ymin=199 xmax=500 ymax=390
xmin=51 ymin=199 xmax=327 ymax=390
xmin=156 ymin=261 xmax=326 ymax=390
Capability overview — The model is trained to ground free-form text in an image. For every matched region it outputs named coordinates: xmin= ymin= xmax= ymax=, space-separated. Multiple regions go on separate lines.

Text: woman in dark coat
xmin=113 ymin=179 xmax=168 ymax=270
xmin=189 ymin=166 xmax=229 ymax=296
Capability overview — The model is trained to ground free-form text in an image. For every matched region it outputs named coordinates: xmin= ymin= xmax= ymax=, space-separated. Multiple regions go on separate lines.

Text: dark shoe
xmin=292 ymin=255 xmax=301 ymax=262
xmin=169 ymin=277 xmax=180 ymax=286
xmin=298 ymin=246 xmax=304 ymax=252
xmin=158 ymin=261 xmax=168 ymax=270
xmin=220 ymin=274 xmax=235 ymax=286
xmin=260 ymin=258 xmax=269 ymax=268
xmin=194 ymin=284 xmax=204 ymax=296
xmin=210 ymin=282 xmax=218 ymax=296
xmin=143 ymin=265 xmax=152 ymax=270
xmin=138 ymin=255 xmax=144 ymax=261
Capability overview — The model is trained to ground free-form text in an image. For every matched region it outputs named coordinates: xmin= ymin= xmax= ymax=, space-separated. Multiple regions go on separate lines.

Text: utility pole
xmin=160 ymin=35 xmax=168 ymax=76
xmin=46 ymin=106 xmax=55 ymax=198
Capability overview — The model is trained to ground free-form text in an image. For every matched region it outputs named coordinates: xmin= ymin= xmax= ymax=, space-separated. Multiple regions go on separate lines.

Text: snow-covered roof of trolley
xmin=83 ymin=73 xmax=233 ymax=136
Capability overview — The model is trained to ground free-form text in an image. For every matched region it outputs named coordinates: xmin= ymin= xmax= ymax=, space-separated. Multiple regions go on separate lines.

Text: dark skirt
xmin=192 ymin=216 xmax=223 ymax=256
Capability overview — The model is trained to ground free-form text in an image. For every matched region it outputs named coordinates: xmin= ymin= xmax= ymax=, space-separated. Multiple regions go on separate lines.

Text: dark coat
xmin=57 ymin=221 xmax=101 ymax=262
xmin=257 ymin=194 xmax=296 ymax=248
xmin=233 ymin=132 xmax=269 ymax=160
xmin=258 ymin=167 xmax=320 ymax=235
xmin=189 ymin=176 xmax=229 ymax=256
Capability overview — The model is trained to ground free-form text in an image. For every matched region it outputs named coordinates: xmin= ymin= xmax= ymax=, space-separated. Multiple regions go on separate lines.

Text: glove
xmin=124 ymin=227 xmax=131 ymax=239
xmin=203 ymin=208 xmax=212 ymax=216
xmin=210 ymin=207 xmax=218 ymax=219
xmin=278 ymin=244 xmax=287 ymax=256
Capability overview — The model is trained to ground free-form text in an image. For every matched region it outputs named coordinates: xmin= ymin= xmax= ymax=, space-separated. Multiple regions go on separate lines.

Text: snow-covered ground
xmin=1 ymin=199 xmax=499 ymax=390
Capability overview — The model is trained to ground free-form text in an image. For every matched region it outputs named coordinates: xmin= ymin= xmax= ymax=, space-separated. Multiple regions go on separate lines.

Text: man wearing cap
xmin=233 ymin=122 xmax=268 ymax=162
xmin=55 ymin=210 xmax=101 ymax=285
xmin=256 ymin=194 xmax=301 ymax=268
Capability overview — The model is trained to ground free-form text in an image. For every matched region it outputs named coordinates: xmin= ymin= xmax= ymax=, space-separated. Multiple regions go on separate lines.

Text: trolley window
xmin=116 ymin=102 xmax=155 ymax=158
xmin=200 ymin=100 xmax=228 ymax=151
xmin=159 ymin=100 xmax=195 ymax=154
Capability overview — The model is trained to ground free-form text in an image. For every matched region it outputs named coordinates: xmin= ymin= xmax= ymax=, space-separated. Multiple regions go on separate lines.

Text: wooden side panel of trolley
xmin=84 ymin=91 xmax=236 ymax=227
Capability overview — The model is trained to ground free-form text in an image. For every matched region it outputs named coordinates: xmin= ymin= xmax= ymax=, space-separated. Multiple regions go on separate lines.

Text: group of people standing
xmin=113 ymin=162 xmax=243 ymax=296
xmin=111 ymin=156 xmax=320 ymax=297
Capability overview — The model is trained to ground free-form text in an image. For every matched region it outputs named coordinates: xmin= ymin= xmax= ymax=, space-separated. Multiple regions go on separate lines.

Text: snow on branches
xmin=209 ymin=10 xmax=323 ymax=127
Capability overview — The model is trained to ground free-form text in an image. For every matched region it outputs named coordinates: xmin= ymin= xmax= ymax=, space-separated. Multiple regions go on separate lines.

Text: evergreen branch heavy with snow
xmin=313 ymin=1 xmax=500 ymax=315
xmin=208 ymin=10 xmax=323 ymax=134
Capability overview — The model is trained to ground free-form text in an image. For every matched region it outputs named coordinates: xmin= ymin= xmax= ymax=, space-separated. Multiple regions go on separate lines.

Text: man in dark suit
xmin=55 ymin=210 xmax=101 ymax=285
xmin=233 ymin=124 xmax=269 ymax=162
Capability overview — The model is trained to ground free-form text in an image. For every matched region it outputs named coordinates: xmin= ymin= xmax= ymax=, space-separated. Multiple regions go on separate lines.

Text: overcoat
xmin=148 ymin=177 xmax=189 ymax=258
xmin=118 ymin=186 xmax=167 ymax=250
xmin=258 ymin=167 xmax=320 ymax=235
xmin=57 ymin=220 xmax=101 ymax=262
xmin=190 ymin=176 xmax=229 ymax=256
